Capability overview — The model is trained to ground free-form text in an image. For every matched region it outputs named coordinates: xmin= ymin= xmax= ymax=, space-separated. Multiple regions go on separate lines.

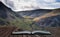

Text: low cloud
xmin=0 ymin=0 xmax=60 ymax=12
xmin=38 ymin=0 xmax=60 ymax=9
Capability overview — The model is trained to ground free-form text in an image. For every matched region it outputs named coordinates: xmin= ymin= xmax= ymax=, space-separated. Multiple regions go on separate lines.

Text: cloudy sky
xmin=0 ymin=0 xmax=60 ymax=12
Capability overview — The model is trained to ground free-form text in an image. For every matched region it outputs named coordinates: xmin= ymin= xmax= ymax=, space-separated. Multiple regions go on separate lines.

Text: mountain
xmin=0 ymin=1 xmax=60 ymax=30
xmin=18 ymin=9 xmax=52 ymax=18
xmin=0 ymin=2 xmax=23 ymax=25
xmin=0 ymin=2 xmax=34 ymax=30
xmin=18 ymin=8 xmax=60 ymax=27
xmin=33 ymin=9 xmax=60 ymax=27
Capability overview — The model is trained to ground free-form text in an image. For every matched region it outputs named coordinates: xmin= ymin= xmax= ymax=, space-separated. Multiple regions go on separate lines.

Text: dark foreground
xmin=0 ymin=26 xmax=60 ymax=37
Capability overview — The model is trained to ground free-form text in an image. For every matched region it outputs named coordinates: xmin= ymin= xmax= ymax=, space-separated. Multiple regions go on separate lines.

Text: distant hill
xmin=33 ymin=8 xmax=60 ymax=27
xmin=18 ymin=9 xmax=52 ymax=18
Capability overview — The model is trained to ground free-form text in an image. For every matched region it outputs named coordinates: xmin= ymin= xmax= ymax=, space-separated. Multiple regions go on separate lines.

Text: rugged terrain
xmin=18 ymin=8 xmax=60 ymax=27
xmin=0 ymin=2 xmax=23 ymax=25
xmin=0 ymin=1 xmax=60 ymax=37
xmin=33 ymin=9 xmax=60 ymax=27
xmin=0 ymin=1 xmax=60 ymax=30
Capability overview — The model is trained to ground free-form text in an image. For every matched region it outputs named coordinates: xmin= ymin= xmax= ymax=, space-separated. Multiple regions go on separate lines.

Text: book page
xmin=0 ymin=0 xmax=60 ymax=37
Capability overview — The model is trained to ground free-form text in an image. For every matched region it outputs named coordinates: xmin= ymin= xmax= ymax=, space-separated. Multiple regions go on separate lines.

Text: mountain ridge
xmin=0 ymin=2 xmax=23 ymax=25
xmin=0 ymin=1 xmax=60 ymax=27
xmin=33 ymin=8 xmax=60 ymax=27
xmin=18 ymin=9 xmax=52 ymax=18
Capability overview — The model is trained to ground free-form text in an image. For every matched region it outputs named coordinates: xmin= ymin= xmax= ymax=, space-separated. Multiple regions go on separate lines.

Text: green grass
xmin=9 ymin=17 xmax=41 ymax=30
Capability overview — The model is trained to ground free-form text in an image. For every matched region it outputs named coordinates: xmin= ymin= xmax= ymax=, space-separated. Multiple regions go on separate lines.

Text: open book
xmin=12 ymin=30 xmax=51 ymax=35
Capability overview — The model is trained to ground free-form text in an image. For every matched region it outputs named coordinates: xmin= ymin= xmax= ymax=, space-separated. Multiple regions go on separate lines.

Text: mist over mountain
xmin=1 ymin=0 xmax=60 ymax=12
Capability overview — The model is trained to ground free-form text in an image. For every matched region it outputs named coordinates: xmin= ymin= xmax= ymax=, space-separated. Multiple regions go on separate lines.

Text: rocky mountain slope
xmin=18 ymin=8 xmax=60 ymax=27
xmin=0 ymin=2 xmax=23 ymax=25
xmin=0 ymin=2 xmax=33 ymax=30
xmin=33 ymin=9 xmax=60 ymax=27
